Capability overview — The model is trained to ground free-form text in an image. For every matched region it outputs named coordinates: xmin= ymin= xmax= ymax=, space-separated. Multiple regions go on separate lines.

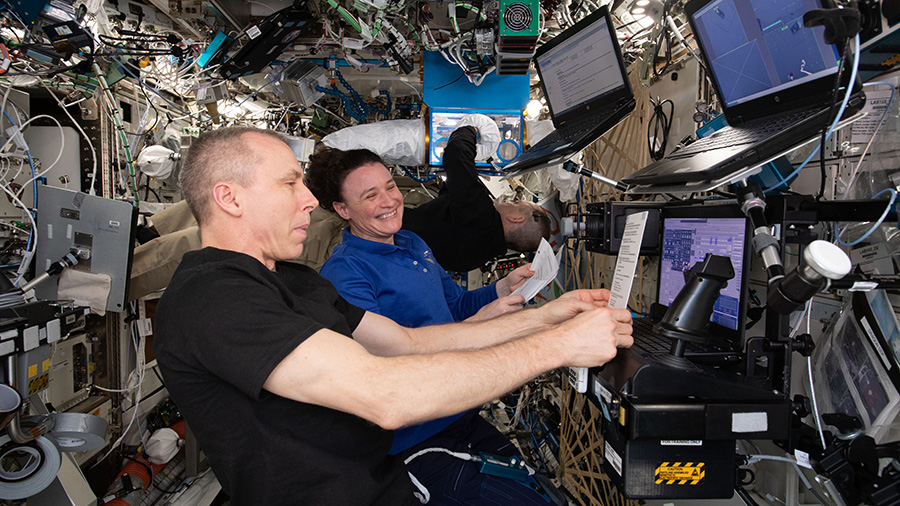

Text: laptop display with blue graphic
xmin=623 ymin=0 xmax=866 ymax=190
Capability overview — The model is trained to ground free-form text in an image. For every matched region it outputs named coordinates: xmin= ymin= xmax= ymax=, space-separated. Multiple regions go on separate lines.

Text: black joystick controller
xmin=653 ymin=254 xmax=734 ymax=369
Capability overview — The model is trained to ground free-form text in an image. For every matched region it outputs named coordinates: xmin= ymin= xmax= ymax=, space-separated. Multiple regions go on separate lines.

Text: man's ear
xmin=332 ymin=201 xmax=351 ymax=221
xmin=506 ymin=211 xmax=526 ymax=224
xmin=212 ymin=182 xmax=242 ymax=217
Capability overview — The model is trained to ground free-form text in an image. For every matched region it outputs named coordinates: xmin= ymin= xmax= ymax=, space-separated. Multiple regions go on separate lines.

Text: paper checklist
xmin=512 ymin=238 xmax=559 ymax=302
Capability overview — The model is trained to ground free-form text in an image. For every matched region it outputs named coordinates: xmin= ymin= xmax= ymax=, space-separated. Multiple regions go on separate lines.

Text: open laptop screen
xmin=658 ymin=216 xmax=747 ymax=331
xmin=534 ymin=12 xmax=627 ymax=118
xmin=690 ymin=0 xmax=841 ymax=108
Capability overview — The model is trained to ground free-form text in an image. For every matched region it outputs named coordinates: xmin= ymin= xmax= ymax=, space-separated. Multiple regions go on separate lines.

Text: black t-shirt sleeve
xmin=166 ymin=267 xmax=330 ymax=401
xmin=331 ymin=286 xmax=366 ymax=333
xmin=280 ymin=262 xmax=366 ymax=332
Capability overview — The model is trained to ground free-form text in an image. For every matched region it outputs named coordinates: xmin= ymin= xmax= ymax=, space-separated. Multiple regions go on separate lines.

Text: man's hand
xmin=495 ymin=263 xmax=535 ymax=297
xmin=466 ymin=295 xmax=526 ymax=322
xmin=553 ymin=307 xmax=633 ymax=368
xmin=557 ymin=288 xmax=612 ymax=308
xmin=535 ymin=289 xmax=616 ymax=326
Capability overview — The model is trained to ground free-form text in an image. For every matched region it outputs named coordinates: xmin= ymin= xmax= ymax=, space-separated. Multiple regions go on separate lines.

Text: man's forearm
xmin=264 ymin=324 xmax=563 ymax=431
xmin=406 ymin=306 xmax=548 ymax=354
xmin=367 ymin=328 xmax=566 ymax=428
xmin=366 ymin=304 xmax=626 ymax=428
xmin=268 ymin=303 xmax=630 ymax=431
xmin=406 ymin=290 xmax=610 ymax=354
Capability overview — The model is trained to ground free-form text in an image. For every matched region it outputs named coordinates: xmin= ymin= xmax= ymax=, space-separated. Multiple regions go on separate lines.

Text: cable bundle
xmin=316 ymin=69 xmax=370 ymax=121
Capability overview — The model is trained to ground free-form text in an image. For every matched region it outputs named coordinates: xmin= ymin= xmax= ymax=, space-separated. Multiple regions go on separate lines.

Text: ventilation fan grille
xmin=503 ymin=3 xmax=533 ymax=32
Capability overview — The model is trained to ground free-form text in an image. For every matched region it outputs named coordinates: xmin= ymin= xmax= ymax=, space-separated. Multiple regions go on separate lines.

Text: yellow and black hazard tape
xmin=654 ymin=462 xmax=705 ymax=485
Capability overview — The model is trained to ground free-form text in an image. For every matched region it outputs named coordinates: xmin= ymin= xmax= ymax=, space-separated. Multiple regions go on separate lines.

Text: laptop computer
xmin=622 ymin=0 xmax=867 ymax=190
xmin=501 ymin=5 xmax=635 ymax=178
xmin=629 ymin=204 xmax=751 ymax=362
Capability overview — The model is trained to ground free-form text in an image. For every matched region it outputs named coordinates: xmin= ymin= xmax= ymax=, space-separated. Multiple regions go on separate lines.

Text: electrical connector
xmin=3 ymin=126 xmax=28 ymax=159
xmin=5 ymin=125 xmax=27 ymax=151
xmin=327 ymin=55 xmax=338 ymax=84
xmin=70 ymin=246 xmax=91 ymax=261
xmin=890 ymin=171 xmax=900 ymax=190
xmin=475 ymin=28 xmax=494 ymax=57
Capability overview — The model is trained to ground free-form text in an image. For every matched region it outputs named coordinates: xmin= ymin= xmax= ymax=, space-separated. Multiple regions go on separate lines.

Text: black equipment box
xmin=581 ymin=201 xmax=662 ymax=256
xmin=590 ymin=349 xmax=792 ymax=499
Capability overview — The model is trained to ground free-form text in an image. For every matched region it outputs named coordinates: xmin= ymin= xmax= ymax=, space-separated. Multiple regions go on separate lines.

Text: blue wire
xmin=335 ymin=70 xmax=368 ymax=118
xmin=400 ymin=165 xmax=436 ymax=182
xmin=3 ymin=110 xmax=36 ymax=252
xmin=765 ymin=33 xmax=861 ymax=193
xmin=314 ymin=84 xmax=363 ymax=119
xmin=834 ymin=188 xmax=897 ymax=246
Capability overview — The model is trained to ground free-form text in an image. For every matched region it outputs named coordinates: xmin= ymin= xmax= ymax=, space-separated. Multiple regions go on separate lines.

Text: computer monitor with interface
xmin=658 ymin=215 xmax=748 ymax=332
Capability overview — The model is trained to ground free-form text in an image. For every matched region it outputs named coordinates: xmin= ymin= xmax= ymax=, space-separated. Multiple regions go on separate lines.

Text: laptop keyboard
xmin=669 ymin=108 xmax=823 ymax=159
xmin=529 ymin=107 xmax=619 ymax=152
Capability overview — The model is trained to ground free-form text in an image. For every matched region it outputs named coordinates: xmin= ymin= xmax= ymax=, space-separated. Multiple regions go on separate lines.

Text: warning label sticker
xmin=655 ymin=462 xmax=705 ymax=485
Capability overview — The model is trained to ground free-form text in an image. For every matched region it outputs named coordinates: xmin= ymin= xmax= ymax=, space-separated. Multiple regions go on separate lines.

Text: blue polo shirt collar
xmin=341 ymin=229 xmax=431 ymax=260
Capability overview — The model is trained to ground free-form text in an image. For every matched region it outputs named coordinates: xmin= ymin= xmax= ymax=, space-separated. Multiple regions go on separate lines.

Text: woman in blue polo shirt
xmin=306 ymin=143 xmax=562 ymax=506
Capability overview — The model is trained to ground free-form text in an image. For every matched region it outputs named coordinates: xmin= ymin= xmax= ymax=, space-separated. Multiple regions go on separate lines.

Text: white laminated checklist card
xmin=569 ymin=211 xmax=648 ymax=393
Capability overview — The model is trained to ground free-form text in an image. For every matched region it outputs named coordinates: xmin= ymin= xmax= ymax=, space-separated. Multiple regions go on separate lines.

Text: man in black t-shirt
xmin=153 ymin=126 xmax=633 ymax=505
